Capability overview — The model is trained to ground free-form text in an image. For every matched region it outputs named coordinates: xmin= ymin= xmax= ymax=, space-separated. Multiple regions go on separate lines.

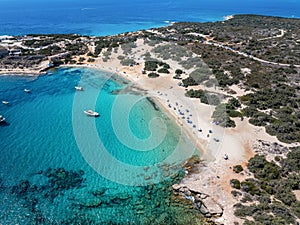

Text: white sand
xmin=84 ymin=41 xmax=298 ymax=223
xmin=67 ymin=39 xmax=295 ymax=166
xmin=4 ymin=39 xmax=298 ymax=224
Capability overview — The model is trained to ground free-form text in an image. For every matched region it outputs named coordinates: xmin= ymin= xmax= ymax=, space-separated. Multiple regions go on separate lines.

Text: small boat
xmin=0 ymin=115 xmax=5 ymax=123
xmin=2 ymin=101 xmax=9 ymax=105
xmin=24 ymin=89 xmax=31 ymax=93
xmin=75 ymin=86 xmax=83 ymax=91
xmin=84 ymin=110 xmax=99 ymax=117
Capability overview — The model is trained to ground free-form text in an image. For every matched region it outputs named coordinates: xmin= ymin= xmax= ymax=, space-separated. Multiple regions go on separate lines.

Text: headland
xmin=1 ymin=14 xmax=300 ymax=224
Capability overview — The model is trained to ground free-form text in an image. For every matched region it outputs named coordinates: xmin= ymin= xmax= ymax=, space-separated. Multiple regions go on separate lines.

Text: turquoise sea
xmin=0 ymin=68 xmax=200 ymax=224
xmin=0 ymin=0 xmax=299 ymax=223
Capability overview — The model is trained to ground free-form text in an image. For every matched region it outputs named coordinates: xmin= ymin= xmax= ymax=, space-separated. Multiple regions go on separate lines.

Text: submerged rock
xmin=44 ymin=168 xmax=84 ymax=192
xmin=146 ymin=97 xmax=160 ymax=111
xmin=91 ymin=188 xmax=106 ymax=197
xmin=11 ymin=180 xmax=31 ymax=197
xmin=135 ymin=204 xmax=145 ymax=211
xmin=32 ymin=210 xmax=46 ymax=224
xmin=0 ymin=178 xmax=5 ymax=192
xmin=144 ymin=176 xmax=151 ymax=180
xmin=80 ymin=199 xmax=102 ymax=208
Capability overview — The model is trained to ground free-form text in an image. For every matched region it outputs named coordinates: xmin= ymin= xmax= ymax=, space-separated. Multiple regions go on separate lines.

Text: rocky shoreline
xmin=171 ymin=137 xmax=299 ymax=225
xmin=172 ymin=183 xmax=223 ymax=218
xmin=0 ymin=164 xmax=212 ymax=224
xmin=0 ymin=59 xmax=52 ymax=76
xmin=171 ymin=155 xmax=226 ymax=224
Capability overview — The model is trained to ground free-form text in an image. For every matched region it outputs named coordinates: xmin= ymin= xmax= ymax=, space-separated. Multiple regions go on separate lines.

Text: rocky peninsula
xmin=1 ymin=14 xmax=300 ymax=224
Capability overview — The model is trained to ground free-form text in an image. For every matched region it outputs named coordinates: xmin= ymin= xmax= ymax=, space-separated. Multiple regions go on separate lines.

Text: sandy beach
xmin=2 ymin=38 xmax=298 ymax=224
xmin=78 ymin=39 xmax=298 ymax=223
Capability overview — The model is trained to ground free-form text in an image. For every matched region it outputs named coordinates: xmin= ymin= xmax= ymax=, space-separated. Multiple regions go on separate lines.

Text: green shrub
xmin=240 ymin=95 xmax=251 ymax=102
xmin=228 ymin=97 xmax=241 ymax=109
xmin=87 ymin=52 xmax=95 ymax=57
xmin=185 ymin=89 xmax=205 ymax=98
xmin=248 ymin=155 xmax=281 ymax=180
xmin=243 ymin=220 xmax=255 ymax=225
xmin=175 ymin=69 xmax=183 ymax=75
xmin=207 ymin=94 xmax=221 ymax=106
xmin=212 ymin=104 xmax=236 ymax=127
xmin=270 ymin=203 xmax=295 ymax=224
xmin=274 ymin=156 xmax=281 ymax=162
xmin=157 ymin=68 xmax=170 ymax=74
xmin=148 ymin=72 xmax=159 ymax=78
xmin=230 ymin=179 xmax=241 ymax=189
xmin=234 ymin=204 xmax=257 ymax=217
xmin=233 ymin=165 xmax=244 ymax=173
xmin=87 ymin=58 xmax=95 ymax=63
xmin=231 ymin=190 xmax=242 ymax=197
xmin=180 ymin=57 xmax=204 ymax=70
xmin=291 ymin=201 xmax=300 ymax=218
xmin=120 ymin=58 xmax=135 ymax=66
xmin=189 ymin=68 xmax=210 ymax=84
xmin=182 ymin=77 xmax=198 ymax=86
xmin=117 ymin=55 xmax=125 ymax=60
xmin=274 ymin=189 xmax=297 ymax=206
xmin=241 ymin=194 xmax=253 ymax=203
xmin=228 ymin=110 xmax=242 ymax=118
xmin=162 ymin=63 xmax=170 ymax=69
xmin=240 ymin=180 xmax=261 ymax=195
xmin=173 ymin=74 xmax=181 ymax=79
xmin=144 ymin=60 xmax=158 ymax=71
xmin=258 ymin=194 xmax=271 ymax=204
xmin=281 ymin=147 xmax=300 ymax=172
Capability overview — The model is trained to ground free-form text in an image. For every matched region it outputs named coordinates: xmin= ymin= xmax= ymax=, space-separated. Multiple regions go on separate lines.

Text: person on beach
xmin=224 ymin=154 xmax=229 ymax=160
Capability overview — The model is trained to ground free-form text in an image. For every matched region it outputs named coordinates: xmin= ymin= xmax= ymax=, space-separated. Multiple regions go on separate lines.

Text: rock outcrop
xmin=172 ymin=184 xmax=223 ymax=218
xmin=253 ymin=140 xmax=289 ymax=155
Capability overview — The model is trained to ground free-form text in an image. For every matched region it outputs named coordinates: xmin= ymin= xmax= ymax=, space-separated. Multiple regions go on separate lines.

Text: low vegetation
xmin=148 ymin=72 xmax=159 ymax=78
xmin=232 ymin=148 xmax=300 ymax=224
xmin=144 ymin=60 xmax=171 ymax=75
xmin=185 ymin=89 xmax=221 ymax=106
xmin=152 ymin=43 xmax=192 ymax=61
xmin=1 ymin=15 xmax=299 ymax=145
xmin=212 ymin=103 xmax=236 ymax=127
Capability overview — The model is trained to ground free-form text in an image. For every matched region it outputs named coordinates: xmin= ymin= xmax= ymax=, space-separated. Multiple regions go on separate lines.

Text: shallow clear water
xmin=0 ymin=68 xmax=200 ymax=224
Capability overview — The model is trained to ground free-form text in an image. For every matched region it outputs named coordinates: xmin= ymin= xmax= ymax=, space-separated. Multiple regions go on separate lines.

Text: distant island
xmin=1 ymin=14 xmax=300 ymax=224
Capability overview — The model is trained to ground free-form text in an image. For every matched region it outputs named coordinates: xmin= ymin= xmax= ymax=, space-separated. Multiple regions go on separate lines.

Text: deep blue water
xmin=0 ymin=68 xmax=198 ymax=224
xmin=0 ymin=1 xmax=299 ymax=223
xmin=0 ymin=0 xmax=299 ymax=36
